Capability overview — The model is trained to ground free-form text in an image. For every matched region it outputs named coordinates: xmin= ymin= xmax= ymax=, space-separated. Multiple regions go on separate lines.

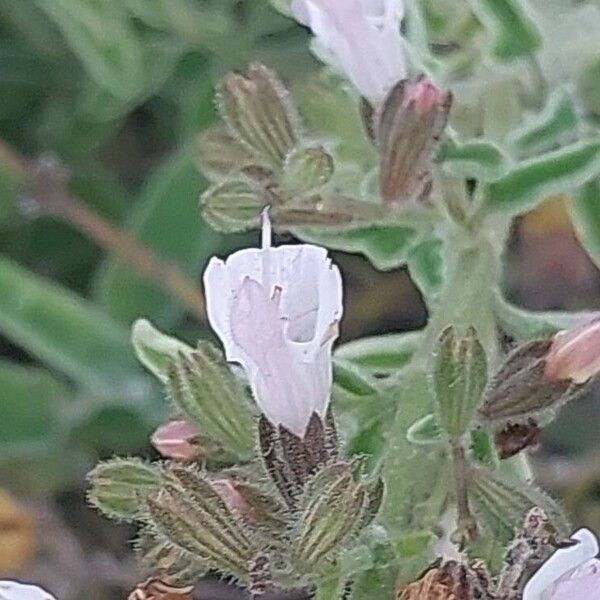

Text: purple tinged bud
xmin=151 ymin=420 xmax=201 ymax=461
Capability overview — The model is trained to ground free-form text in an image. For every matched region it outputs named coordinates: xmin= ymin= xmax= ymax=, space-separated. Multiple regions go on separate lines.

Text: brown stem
xmin=1 ymin=145 xmax=206 ymax=323
xmin=451 ymin=440 xmax=478 ymax=542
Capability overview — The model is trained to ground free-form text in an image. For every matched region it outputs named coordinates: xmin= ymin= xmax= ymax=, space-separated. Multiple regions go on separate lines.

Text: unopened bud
xmin=280 ymin=146 xmax=334 ymax=194
xmin=478 ymin=339 xmax=586 ymax=426
xmin=87 ymin=458 xmax=163 ymax=521
xmin=376 ymin=77 xmax=452 ymax=205
xmin=147 ymin=470 xmax=256 ymax=578
xmin=196 ymin=125 xmax=254 ymax=182
xmin=544 ymin=316 xmax=600 ymax=384
xmin=151 ymin=420 xmax=202 ymax=461
xmin=210 ymin=478 xmax=253 ymax=520
xmin=136 ymin=529 xmax=207 ymax=584
xmin=218 ymin=63 xmax=299 ymax=169
xmin=397 ymin=559 xmax=493 ymax=600
xmin=293 ymin=462 xmax=377 ymax=570
xmin=434 ymin=327 xmax=488 ymax=440
xmin=166 ymin=343 xmax=255 ymax=460
xmin=201 ymin=178 xmax=265 ymax=233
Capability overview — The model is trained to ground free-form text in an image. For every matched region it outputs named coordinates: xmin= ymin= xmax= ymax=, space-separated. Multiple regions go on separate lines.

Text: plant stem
xmin=451 ymin=439 xmax=478 ymax=542
xmin=0 ymin=142 xmax=207 ymax=323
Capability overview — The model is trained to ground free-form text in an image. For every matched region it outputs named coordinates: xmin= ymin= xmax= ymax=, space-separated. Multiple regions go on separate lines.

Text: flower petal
xmin=291 ymin=0 xmax=406 ymax=102
xmin=550 ymin=559 xmax=600 ymax=600
xmin=0 ymin=582 xmax=55 ymax=600
xmin=524 ymin=529 xmax=599 ymax=599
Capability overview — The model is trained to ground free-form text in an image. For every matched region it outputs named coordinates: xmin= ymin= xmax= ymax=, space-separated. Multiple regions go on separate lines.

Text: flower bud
xmin=151 ymin=420 xmax=202 ymax=462
xmin=210 ymin=478 xmax=252 ymax=520
xmin=478 ymin=340 xmax=586 ymax=426
xmin=376 ymin=78 xmax=452 ymax=205
xmin=397 ymin=560 xmax=493 ymax=600
xmin=280 ymin=146 xmax=334 ymax=194
xmin=87 ymin=458 xmax=163 ymax=521
xmin=147 ymin=471 xmax=257 ymax=578
xmin=293 ymin=461 xmax=381 ymax=570
xmin=166 ymin=343 xmax=255 ymax=460
xmin=217 ymin=63 xmax=299 ymax=169
xmin=433 ymin=327 xmax=488 ymax=440
xmin=544 ymin=317 xmax=600 ymax=384
xmin=201 ymin=178 xmax=265 ymax=233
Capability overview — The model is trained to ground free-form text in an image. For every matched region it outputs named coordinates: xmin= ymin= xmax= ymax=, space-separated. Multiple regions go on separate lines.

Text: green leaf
xmin=333 ymin=360 xmax=380 ymax=397
xmin=35 ymin=0 xmax=146 ymax=101
xmin=406 ymin=413 xmax=443 ymax=445
xmin=394 ymin=531 xmax=434 ymax=558
xmin=470 ymin=0 xmax=542 ymax=60
xmin=295 ymin=73 xmax=375 ymax=167
xmin=131 ymin=318 xmax=195 ymax=383
xmin=335 ymin=331 xmax=421 ymax=376
xmin=510 ymin=88 xmax=578 ymax=157
xmin=93 ymin=150 xmax=221 ymax=327
xmin=0 ymin=256 xmax=142 ymax=393
xmin=494 ymin=292 xmax=597 ymax=340
xmin=298 ymin=226 xmax=418 ymax=271
xmin=407 ymin=238 xmax=444 ymax=299
xmin=0 ymin=361 xmax=70 ymax=457
xmin=441 ymin=138 xmax=511 ymax=181
xmin=572 ymin=179 xmax=600 ymax=271
xmin=483 ymin=140 xmax=600 ymax=215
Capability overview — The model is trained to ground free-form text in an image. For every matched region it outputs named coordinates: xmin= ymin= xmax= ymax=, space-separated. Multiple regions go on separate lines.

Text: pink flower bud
xmin=403 ymin=78 xmax=451 ymax=116
xmin=210 ymin=479 xmax=253 ymax=521
xmin=151 ymin=420 xmax=201 ymax=461
xmin=377 ymin=78 xmax=452 ymax=204
xmin=544 ymin=317 xmax=600 ymax=384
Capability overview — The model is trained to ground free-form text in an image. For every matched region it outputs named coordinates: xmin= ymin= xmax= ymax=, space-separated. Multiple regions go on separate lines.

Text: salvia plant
xmin=87 ymin=0 xmax=600 ymax=598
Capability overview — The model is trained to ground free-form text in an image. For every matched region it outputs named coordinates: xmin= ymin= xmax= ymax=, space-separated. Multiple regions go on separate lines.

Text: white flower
xmin=291 ymin=0 xmax=407 ymax=103
xmin=203 ymin=212 xmax=343 ymax=437
xmin=0 ymin=581 xmax=55 ymax=600
xmin=524 ymin=528 xmax=600 ymax=599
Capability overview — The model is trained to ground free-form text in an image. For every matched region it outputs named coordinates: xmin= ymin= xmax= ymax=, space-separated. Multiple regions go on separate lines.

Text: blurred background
xmin=0 ymin=1 xmax=600 ymax=598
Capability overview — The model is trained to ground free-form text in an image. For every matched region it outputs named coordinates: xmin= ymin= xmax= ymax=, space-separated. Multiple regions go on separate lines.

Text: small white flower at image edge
xmin=523 ymin=528 xmax=600 ymax=599
xmin=203 ymin=210 xmax=343 ymax=437
xmin=0 ymin=581 xmax=55 ymax=600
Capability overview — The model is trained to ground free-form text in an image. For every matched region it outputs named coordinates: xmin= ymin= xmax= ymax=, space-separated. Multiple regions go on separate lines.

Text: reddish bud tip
xmin=210 ymin=478 xmax=253 ymax=521
xmin=151 ymin=420 xmax=201 ymax=461
xmin=544 ymin=317 xmax=600 ymax=384
xmin=404 ymin=79 xmax=451 ymax=116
